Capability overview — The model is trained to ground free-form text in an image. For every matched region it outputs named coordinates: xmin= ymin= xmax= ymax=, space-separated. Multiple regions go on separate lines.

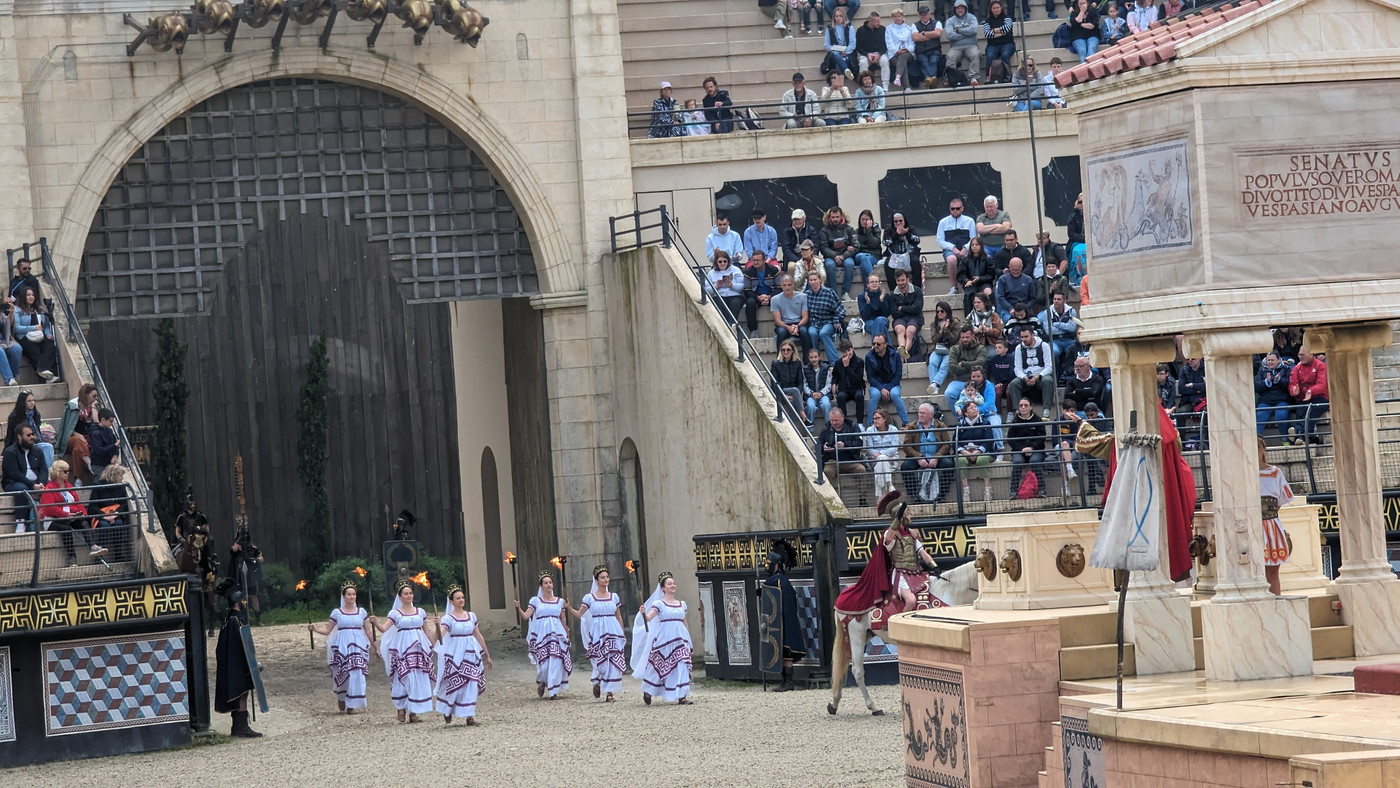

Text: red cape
xmin=1100 ymin=407 xmax=1197 ymax=582
xmin=836 ymin=540 xmax=892 ymax=614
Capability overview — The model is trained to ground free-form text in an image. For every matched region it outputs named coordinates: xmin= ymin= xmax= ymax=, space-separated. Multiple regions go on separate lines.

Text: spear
xmin=297 ymin=579 xmax=312 ymax=649
xmin=354 ymin=566 xmax=375 ymax=645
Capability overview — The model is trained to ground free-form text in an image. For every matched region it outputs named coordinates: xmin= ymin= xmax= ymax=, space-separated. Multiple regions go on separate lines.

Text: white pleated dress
xmin=379 ymin=606 xmax=435 ymax=714
xmin=637 ymin=600 xmax=692 ymax=703
xmin=326 ymin=607 xmax=371 ymax=710
xmin=581 ymin=592 xmax=627 ymax=694
xmin=527 ymin=596 xmax=572 ymax=698
xmin=434 ymin=612 xmax=485 ymax=719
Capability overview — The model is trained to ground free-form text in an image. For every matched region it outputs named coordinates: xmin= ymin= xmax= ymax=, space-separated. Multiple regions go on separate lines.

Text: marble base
xmin=1200 ymin=596 xmax=1313 ymax=681
xmin=1120 ymin=592 xmax=1196 ymax=675
xmin=1331 ymin=580 xmax=1400 ymax=657
xmin=974 ymin=509 xmax=1116 ymax=611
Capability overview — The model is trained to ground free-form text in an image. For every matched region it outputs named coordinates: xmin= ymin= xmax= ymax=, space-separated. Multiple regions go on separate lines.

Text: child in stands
xmin=986 ymin=339 xmax=1017 ymax=415
xmin=88 ymin=408 xmax=120 ymax=481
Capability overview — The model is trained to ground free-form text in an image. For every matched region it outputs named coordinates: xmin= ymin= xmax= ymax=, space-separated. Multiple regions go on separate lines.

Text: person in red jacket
xmin=39 ymin=459 xmax=107 ymax=566
xmin=1288 ymin=349 xmax=1329 ymax=445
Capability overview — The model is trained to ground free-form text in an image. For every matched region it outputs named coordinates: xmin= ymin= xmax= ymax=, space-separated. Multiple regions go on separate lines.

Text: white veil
xmin=378 ymin=584 xmax=417 ymax=668
xmin=526 ymin=577 xmax=550 ymax=665
xmin=580 ymin=574 xmax=603 ymax=650
xmin=630 ymin=581 xmax=666 ymax=675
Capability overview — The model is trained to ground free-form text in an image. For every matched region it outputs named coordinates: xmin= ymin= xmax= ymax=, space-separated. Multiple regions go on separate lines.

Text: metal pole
xmin=660 ymin=205 xmax=672 ymax=248
xmin=1016 ymin=13 xmax=1053 ymax=386
xmin=1115 ymin=570 xmax=1129 ymax=710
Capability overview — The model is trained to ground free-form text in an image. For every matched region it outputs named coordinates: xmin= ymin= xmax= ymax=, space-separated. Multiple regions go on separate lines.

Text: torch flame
xmin=352 ymin=566 xmax=368 ymax=577
xmin=550 ymin=556 xmax=563 ymax=571
xmin=505 ymin=551 xmax=517 ymax=563
xmin=295 ymin=579 xmax=308 ymax=591
xmin=625 ymin=559 xmax=637 ymax=573
xmin=410 ymin=571 xmax=431 ymax=588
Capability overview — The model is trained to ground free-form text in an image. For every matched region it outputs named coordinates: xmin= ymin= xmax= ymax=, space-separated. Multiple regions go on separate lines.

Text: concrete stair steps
xmin=1060 ymin=641 xmax=1135 ymax=682
xmin=1058 ymin=609 xmax=1117 ymax=648
xmin=1312 ymin=625 xmax=1356 ymax=660
xmin=0 ymin=557 xmax=136 ymax=589
xmin=1308 ymin=593 xmax=1344 ymax=628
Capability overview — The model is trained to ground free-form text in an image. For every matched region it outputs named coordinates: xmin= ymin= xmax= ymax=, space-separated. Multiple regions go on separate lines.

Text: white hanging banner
xmin=1089 ymin=442 xmax=1161 ymax=572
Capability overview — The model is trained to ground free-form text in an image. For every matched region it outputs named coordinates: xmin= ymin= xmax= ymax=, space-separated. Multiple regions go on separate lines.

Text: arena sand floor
xmin=10 ymin=622 xmax=903 ymax=786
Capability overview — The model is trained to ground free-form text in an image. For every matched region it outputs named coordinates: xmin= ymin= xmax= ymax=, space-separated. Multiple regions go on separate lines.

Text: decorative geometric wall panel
xmin=901 ymin=664 xmax=969 ymax=788
xmin=81 ymin=78 xmax=536 ymax=319
xmin=1062 ymin=715 xmax=1106 ymax=788
xmin=0 ymin=646 xmax=14 ymax=743
xmin=698 ymin=581 xmax=718 ymax=664
xmin=721 ymin=580 xmax=751 ymax=666
xmin=0 ymin=578 xmax=187 ymax=635
xmin=44 ymin=631 xmax=188 ymax=736
xmin=789 ymin=578 xmax=822 ymax=667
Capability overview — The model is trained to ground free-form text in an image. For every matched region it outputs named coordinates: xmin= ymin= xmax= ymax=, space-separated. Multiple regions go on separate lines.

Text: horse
xmin=827 ymin=560 xmax=979 ymax=716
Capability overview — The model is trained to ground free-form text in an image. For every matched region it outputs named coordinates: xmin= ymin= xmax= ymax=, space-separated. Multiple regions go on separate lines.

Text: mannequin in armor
xmin=879 ymin=490 xmax=935 ymax=612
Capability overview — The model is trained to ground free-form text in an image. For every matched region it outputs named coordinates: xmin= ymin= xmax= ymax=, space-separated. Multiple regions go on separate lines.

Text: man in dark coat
xmin=762 ymin=540 xmax=807 ymax=692
xmin=214 ymin=589 xmax=264 ymax=737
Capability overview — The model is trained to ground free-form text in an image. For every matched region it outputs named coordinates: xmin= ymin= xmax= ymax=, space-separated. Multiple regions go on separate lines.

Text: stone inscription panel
xmin=1237 ymin=147 xmax=1400 ymax=220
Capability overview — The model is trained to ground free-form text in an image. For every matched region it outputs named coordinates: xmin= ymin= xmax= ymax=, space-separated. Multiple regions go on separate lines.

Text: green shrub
xmin=261 ymin=561 xmax=299 ymax=610
xmin=305 ymin=551 xmax=467 ymax=613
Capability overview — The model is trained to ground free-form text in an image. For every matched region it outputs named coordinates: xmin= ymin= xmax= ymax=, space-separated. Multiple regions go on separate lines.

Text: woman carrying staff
xmin=434 ymin=584 xmax=491 ymax=725
xmin=375 ymin=579 xmax=436 ymax=722
xmin=514 ymin=570 xmax=572 ymax=699
xmin=308 ymin=580 xmax=374 ymax=714
xmin=568 ymin=564 xmax=627 ymax=703
xmin=632 ymin=572 xmax=693 ymax=706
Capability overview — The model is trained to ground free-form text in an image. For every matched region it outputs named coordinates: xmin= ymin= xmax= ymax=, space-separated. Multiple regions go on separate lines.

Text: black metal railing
xmin=610 ymin=206 xmax=672 ymax=254
xmin=7 ymin=238 xmax=161 ymax=539
xmin=0 ymin=482 xmax=149 ymax=588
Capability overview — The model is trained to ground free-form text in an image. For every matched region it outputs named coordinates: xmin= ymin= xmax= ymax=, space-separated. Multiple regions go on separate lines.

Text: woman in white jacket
xmin=864 ymin=409 xmax=903 ymax=497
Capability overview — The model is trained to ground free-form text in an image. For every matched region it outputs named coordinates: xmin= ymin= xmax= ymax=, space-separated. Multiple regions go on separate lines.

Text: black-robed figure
xmin=214 ymin=589 xmax=265 ymax=737
xmin=763 ymin=540 xmax=808 ymax=692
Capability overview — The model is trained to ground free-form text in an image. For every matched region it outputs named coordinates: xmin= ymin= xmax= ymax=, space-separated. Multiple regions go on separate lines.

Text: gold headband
xmin=657 ymin=571 xmax=673 ymax=585
xmin=538 ymin=570 xmax=554 ymax=583
xmin=593 ymin=564 xmax=609 ymax=578
xmin=445 ymin=583 xmax=463 ymax=597
xmin=395 ymin=579 xmax=412 ymax=593
xmin=340 ymin=580 xmax=356 ymax=594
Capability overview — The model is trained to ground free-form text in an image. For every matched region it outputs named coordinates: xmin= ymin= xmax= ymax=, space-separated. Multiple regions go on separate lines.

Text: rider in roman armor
xmin=879 ymin=490 xmax=936 ymax=612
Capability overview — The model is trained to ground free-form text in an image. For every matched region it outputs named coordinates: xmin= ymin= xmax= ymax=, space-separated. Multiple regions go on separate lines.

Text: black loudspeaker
xmin=382 ymin=539 xmax=422 ymax=600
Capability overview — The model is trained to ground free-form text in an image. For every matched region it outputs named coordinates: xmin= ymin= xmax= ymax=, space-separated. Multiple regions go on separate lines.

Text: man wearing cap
xmin=884 ymin=8 xmax=916 ymax=90
xmin=780 ymin=72 xmax=825 ymax=129
xmin=781 ymin=208 xmax=820 ymax=264
xmin=647 ymin=82 xmax=681 ymax=138
xmin=944 ymin=0 xmax=980 ymax=85
xmin=854 ymin=11 xmax=890 ymax=88
xmin=911 ymin=5 xmax=944 ymax=87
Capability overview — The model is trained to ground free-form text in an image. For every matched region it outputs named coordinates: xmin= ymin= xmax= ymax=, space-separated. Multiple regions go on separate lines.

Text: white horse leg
xmin=848 ymin=621 xmax=883 ymax=715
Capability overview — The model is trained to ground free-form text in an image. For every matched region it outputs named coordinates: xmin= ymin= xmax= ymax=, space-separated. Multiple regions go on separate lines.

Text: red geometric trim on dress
xmin=647 ymin=638 xmax=693 ymax=679
xmin=586 ymin=633 xmax=628 ymax=673
xmin=437 ymin=653 xmax=485 ymax=698
xmin=329 ymin=645 xmax=370 ymax=688
xmin=528 ymin=634 xmax=575 ymax=675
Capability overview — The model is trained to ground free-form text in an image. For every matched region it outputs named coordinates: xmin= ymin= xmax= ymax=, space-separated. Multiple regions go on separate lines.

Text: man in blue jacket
xmin=865 ymin=333 xmax=908 ymax=426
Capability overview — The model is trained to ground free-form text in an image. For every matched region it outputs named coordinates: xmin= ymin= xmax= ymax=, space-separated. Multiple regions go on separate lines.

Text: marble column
xmin=1307 ymin=323 xmax=1400 ymax=656
xmin=1091 ymin=338 xmax=1195 ymax=674
xmin=1184 ymin=330 xmax=1312 ymax=680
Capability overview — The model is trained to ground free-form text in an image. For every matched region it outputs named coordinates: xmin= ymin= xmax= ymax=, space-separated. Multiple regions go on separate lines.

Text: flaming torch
xmin=411 ymin=570 xmax=436 ymax=617
xmin=505 ymin=551 xmax=518 ymax=602
xmin=551 ymin=555 xmax=567 ymax=603
xmin=626 ymin=559 xmax=646 ymax=632
xmin=296 ymin=579 xmax=312 ymax=648
xmin=353 ymin=566 xmax=375 ymax=644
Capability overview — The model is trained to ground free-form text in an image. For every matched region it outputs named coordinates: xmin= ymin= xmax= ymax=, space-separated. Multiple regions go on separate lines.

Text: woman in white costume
xmin=632 ymin=572 xmax=693 ymax=706
xmin=375 ymin=579 xmax=436 ymax=722
xmin=434 ymin=584 xmax=491 ymax=725
xmin=514 ymin=570 xmax=572 ymax=699
xmin=307 ymin=580 xmax=374 ymax=714
xmin=1258 ymin=436 xmax=1296 ymax=596
xmin=568 ymin=564 xmax=627 ymax=702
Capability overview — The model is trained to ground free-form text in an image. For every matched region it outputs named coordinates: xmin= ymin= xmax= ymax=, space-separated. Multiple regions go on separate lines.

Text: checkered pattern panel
xmin=789 ymin=579 xmax=822 ymax=667
xmin=44 ymin=631 xmax=189 ymax=736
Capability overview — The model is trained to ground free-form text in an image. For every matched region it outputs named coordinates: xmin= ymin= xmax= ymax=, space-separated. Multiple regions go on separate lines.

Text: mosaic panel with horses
xmin=44 ymin=631 xmax=189 ymax=736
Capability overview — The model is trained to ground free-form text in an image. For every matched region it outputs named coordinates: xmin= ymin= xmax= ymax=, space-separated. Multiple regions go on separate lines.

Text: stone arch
xmin=49 ymin=47 xmax=578 ymax=299
xmin=618 ymin=438 xmax=648 ymax=581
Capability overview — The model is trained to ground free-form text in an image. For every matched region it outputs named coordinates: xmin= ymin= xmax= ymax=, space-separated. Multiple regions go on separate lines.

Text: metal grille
xmin=80 ymin=78 xmax=536 ymax=319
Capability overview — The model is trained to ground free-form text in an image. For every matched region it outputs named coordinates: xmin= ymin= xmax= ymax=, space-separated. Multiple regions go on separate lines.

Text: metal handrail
xmin=7 ymin=238 xmax=162 ymax=536
xmin=610 ymin=206 xmax=672 ymax=254
xmin=3 ymin=482 xmax=149 ymax=588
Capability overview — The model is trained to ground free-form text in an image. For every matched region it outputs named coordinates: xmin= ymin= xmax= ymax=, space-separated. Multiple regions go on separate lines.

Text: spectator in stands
xmin=6 ymin=390 xmax=55 ymax=468
xmin=833 ymin=339 xmax=867 ymax=424
xmin=824 ymin=0 xmax=861 ymax=25
xmin=857 ymin=273 xmax=891 ymax=342
xmin=968 ymin=292 xmax=1004 ymax=352
xmin=981 ymin=0 xmax=1015 ymax=82
xmin=1126 ymin=0 xmax=1157 ymax=34
xmin=888 ymin=270 xmax=923 ymax=362
xmin=952 ymin=366 xmax=1003 ymax=451
xmin=1156 ymin=364 xmax=1178 ymax=410
xmin=864 ymin=409 xmax=903 ymax=497
xmin=854 ymin=12 xmax=891 ymax=88
xmin=88 ymin=408 xmax=120 ymax=481
xmin=782 ymin=209 xmax=820 ymax=265
xmin=745 ymin=210 xmax=778 ymax=261
xmin=58 ymin=382 xmax=98 ymax=484
xmin=771 ymin=339 xmax=806 ymax=420
xmin=802 ymin=270 xmax=845 ymax=363
xmin=821 ymin=71 xmax=857 ymax=125
xmin=2 ymin=423 xmax=46 ymax=532
xmin=781 ymin=72 xmax=825 ymax=129
xmin=792 ymin=239 xmax=826 ymax=284
xmin=701 ymin=77 xmax=736 ymax=134
xmin=40 ymin=459 xmax=107 ymax=565
xmin=1159 ymin=0 xmax=1185 ymax=19
xmin=1039 ymin=291 xmax=1078 ymax=370
xmin=1044 ymin=59 xmax=1068 ymax=108
xmin=992 ymin=228 xmax=1034 ymax=278
xmin=1255 ymin=352 xmax=1293 ymax=442
xmin=1010 ymin=326 xmax=1055 ymax=415
xmin=759 ymin=0 xmax=790 ymax=35
xmin=1052 ymin=399 xmax=1080 ymax=495
xmin=770 ymin=275 xmax=810 ymax=352
xmin=1289 ymin=349 xmax=1328 ymax=445
xmin=819 ymin=405 xmax=866 ymax=487
xmin=882 ymin=212 xmax=922 ymax=290
xmin=1036 ymin=257 xmax=1070 ymax=305
xmin=885 ymin=9 xmax=916 ymax=90
xmin=1101 ymin=2 xmax=1128 ymax=45
xmin=802 ymin=347 xmax=835 ymax=424
xmin=14 ymin=285 xmax=58 ymax=382
xmin=1271 ymin=327 xmax=1303 ymax=363
xmin=854 ymin=210 xmax=883 ymax=281
xmin=1033 ymin=231 xmax=1065 ymax=280
xmin=994 ymin=257 xmax=1035 ymax=321
xmin=1011 ymin=56 xmax=1047 ymax=111
xmin=87 ymin=463 xmax=132 ymax=561
xmin=681 ymin=99 xmax=710 ymax=136
xmin=865 ymin=333 xmax=908 ymax=426
xmin=742 ymin=249 xmax=782 ymax=336
xmin=648 ymin=82 xmax=682 ymax=138
xmin=707 ymin=250 xmax=746 ymax=325
xmin=1067 ymin=0 xmax=1101 ymax=61
xmin=705 ymin=213 xmax=746 ymax=263
xmin=1078 ymin=403 xmax=1110 ymax=494
xmin=0 ymin=298 xmax=20 ymax=386
xmin=901 ymin=402 xmax=953 ymax=503
xmin=987 ymin=339 xmax=1016 ymax=412
xmin=1066 ymin=193 xmax=1086 ymax=286
xmin=853 ymin=72 xmax=887 ymax=122
xmin=942 ymin=326 xmax=983 ymax=406
xmin=912 ymin=5 xmax=944 ymax=88
xmin=798 ymin=0 xmax=827 ymax=35
xmin=975 ymin=195 xmax=1012 ymax=257
xmin=1064 ymin=357 xmax=1107 ymax=413
xmin=8 ymin=257 xmax=39 ymax=307
xmin=945 ymin=0 xmax=980 ymax=86
xmin=824 ymin=9 xmax=858 ymax=79
xmin=1177 ymin=356 xmax=1206 ymax=412
xmin=819 ymin=207 xmax=859 ymax=294
xmin=937 ymin=197 xmax=976 ymax=298
xmin=1002 ymin=302 xmax=1039 ymax=343
xmin=926 ymin=301 xmax=959 ymax=396
xmin=957 ymin=237 xmax=995 ymax=315
xmin=1006 ymin=397 xmax=1047 ymax=498
xmin=955 ymin=400 xmax=995 ymax=503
